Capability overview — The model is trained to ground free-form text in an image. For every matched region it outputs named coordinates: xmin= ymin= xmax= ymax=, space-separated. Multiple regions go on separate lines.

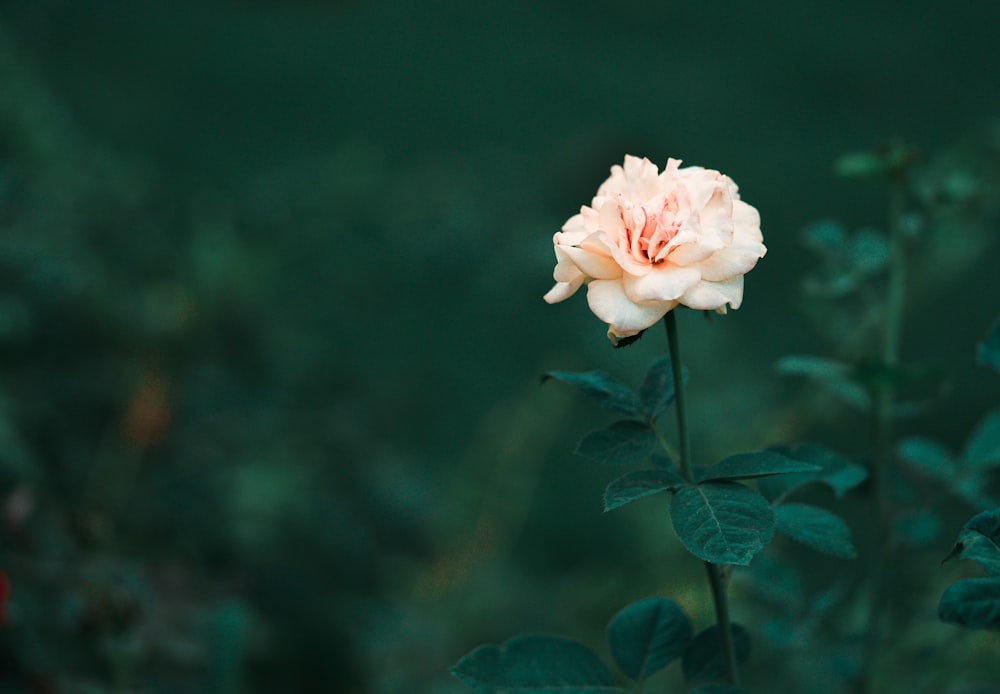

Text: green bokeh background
xmin=1 ymin=1 xmax=998 ymax=692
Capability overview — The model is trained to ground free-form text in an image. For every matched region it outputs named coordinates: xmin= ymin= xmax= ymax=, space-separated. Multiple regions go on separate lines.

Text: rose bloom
xmin=544 ymin=155 xmax=766 ymax=345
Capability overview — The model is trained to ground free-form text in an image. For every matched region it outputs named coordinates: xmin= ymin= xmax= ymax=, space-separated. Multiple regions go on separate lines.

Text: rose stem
xmin=861 ymin=155 xmax=908 ymax=692
xmin=664 ymin=310 xmax=740 ymax=687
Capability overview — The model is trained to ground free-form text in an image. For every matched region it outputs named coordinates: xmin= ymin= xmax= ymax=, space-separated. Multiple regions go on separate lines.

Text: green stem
xmin=664 ymin=311 xmax=693 ymax=482
xmin=861 ymin=164 xmax=907 ymax=692
xmin=663 ymin=311 xmax=740 ymax=687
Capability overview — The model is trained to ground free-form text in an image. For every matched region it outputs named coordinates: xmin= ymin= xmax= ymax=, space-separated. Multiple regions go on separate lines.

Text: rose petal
xmin=544 ymin=275 xmax=585 ymax=304
xmin=624 ymin=264 xmax=702 ymax=302
xmin=560 ymin=243 xmax=622 ymax=280
xmin=586 ymin=279 xmax=672 ymax=335
xmin=679 ymin=276 xmax=744 ymax=311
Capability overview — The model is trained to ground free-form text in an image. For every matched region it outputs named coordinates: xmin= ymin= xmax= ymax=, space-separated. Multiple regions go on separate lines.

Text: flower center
xmin=621 ymin=200 xmax=679 ymax=265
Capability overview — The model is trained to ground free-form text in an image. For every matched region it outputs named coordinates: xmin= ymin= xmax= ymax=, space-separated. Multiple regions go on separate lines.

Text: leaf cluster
xmin=452 ymin=596 xmax=749 ymax=693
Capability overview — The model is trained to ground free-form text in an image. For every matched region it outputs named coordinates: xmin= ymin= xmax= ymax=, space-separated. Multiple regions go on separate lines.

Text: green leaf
xmin=670 ymin=482 xmax=774 ymax=566
xmin=606 ymin=597 xmax=691 ymax=682
xmin=775 ymin=355 xmax=870 ymax=410
xmin=757 ymin=443 xmax=867 ymax=501
xmin=451 ymin=634 xmax=628 ymax=693
xmin=696 ymin=451 xmax=820 ymax=483
xmin=939 ymin=578 xmax=1000 ymax=630
xmin=681 ymin=624 xmax=751 ymax=683
xmin=949 ymin=509 xmax=1000 ymax=576
xmin=689 ymin=686 xmax=749 ymax=694
xmin=543 ymin=370 xmax=643 ymax=417
xmin=604 ymin=468 xmax=687 ymax=512
xmin=773 ymin=503 xmax=857 ymax=559
xmin=638 ymin=358 xmax=685 ymax=420
xmin=897 ymin=437 xmax=956 ymax=481
xmin=576 ymin=420 xmax=656 ymax=466
xmin=963 ymin=409 xmax=1000 ymax=469
xmin=978 ymin=315 xmax=1000 ymax=373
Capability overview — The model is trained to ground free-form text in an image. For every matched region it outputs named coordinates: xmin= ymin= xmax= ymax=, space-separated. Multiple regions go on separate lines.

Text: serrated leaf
xmin=604 ymin=468 xmax=687 ymax=512
xmin=639 ymin=358 xmax=685 ymax=420
xmin=775 ymin=355 xmax=870 ymax=410
xmin=757 ymin=443 xmax=867 ymax=501
xmin=897 ymin=437 xmax=956 ymax=481
xmin=576 ymin=420 xmax=656 ymax=466
xmin=939 ymin=578 xmax=1000 ymax=630
xmin=949 ymin=510 xmax=1000 ymax=576
xmin=606 ymin=597 xmax=691 ymax=682
xmin=681 ymin=624 xmax=751 ymax=683
xmin=543 ymin=370 xmax=643 ymax=417
xmin=978 ymin=315 xmax=1000 ymax=373
xmin=773 ymin=503 xmax=857 ymax=559
xmin=696 ymin=451 xmax=820 ymax=483
xmin=964 ymin=409 xmax=1000 ymax=469
xmin=670 ymin=482 xmax=774 ymax=566
xmin=451 ymin=634 xmax=627 ymax=693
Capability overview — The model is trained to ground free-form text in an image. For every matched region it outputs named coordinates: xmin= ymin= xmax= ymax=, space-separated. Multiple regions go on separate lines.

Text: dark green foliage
xmin=576 ymin=420 xmax=657 ymax=466
xmin=775 ymin=355 xmax=870 ymax=410
xmin=639 ymin=358 xmax=684 ymax=420
xmin=451 ymin=635 xmax=628 ymax=693
xmin=604 ymin=468 xmax=687 ymax=512
xmin=978 ymin=315 xmax=1000 ymax=373
xmin=757 ymin=443 xmax=867 ymax=501
xmin=543 ymin=371 xmax=644 ymax=418
xmin=964 ymin=409 xmax=1000 ymax=469
xmin=773 ymin=503 xmax=857 ymax=559
xmin=670 ymin=483 xmax=775 ymax=566
xmin=938 ymin=578 xmax=1000 ymax=630
xmin=606 ymin=597 xmax=692 ymax=681
xmin=945 ymin=509 xmax=1000 ymax=576
xmin=688 ymin=686 xmax=749 ymax=694
xmin=898 ymin=412 xmax=1000 ymax=507
xmin=681 ymin=624 xmax=751 ymax=683
xmin=695 ymin=451 xmax=819 ymax=483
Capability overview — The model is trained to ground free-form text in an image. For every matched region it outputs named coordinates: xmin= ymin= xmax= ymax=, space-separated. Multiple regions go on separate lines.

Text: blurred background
xmin=1 ymin=1 xmax=999 ymax=692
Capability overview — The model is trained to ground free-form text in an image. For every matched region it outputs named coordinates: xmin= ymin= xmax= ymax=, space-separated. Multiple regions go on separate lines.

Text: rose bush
xmin=544 ymin=155 xmax=766 ymax=345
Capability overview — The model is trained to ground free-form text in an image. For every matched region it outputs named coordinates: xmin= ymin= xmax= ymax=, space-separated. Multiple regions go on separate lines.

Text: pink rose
xmin=544 ymin=155 xmax=766 ymax=345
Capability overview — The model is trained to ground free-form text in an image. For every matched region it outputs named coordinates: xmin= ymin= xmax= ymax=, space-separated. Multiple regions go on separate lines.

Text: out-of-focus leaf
xmin=576 ymin=420 xmax=656 ymax=466
xmin=757 ymin=443 xmax=867 ymax=501
xmin=978 ymin=315 xmax=1000 ymax=373
xmin=542 ymin=370 xmax=643 ymax=417
xmin=681 ymin=624 xmax=751 ymax=683
xmin=604 ymin=468 xmax=686 ymax=512
xmin=670 ymin=482 xmax=774 ymax=566
xmin=897 ymin=437 xmax=956 ymax=481
xmin=774 ymin=355 xmax=870 ymax=410
xmin=696 ymin=451 xmax=819 ymax=483
xmin=939 ymin=578 xmax=1000 ymax=630
xmin=892 ymin=510 xmax=942 ymax=548
xmin=451 ymin=634 xmax=627 ymax=693
xmin=773 ymin=503 xmax=857 ymax=559
xmin=639 ymin=358 xmax=685 ymax=420
xmin=848 ymin=229 xmax=890 ymax=275
xmin=834 ymin=151 xmax=887 ymax=179
xmin=964 ymin=409 xmax=1000 ymax=469
xmin=606 ymin=597 xmax=691 ymax=681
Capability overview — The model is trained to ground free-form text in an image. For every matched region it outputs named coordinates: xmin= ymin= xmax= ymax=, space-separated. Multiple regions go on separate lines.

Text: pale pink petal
xmin=560 ymin=244 xmax=622 ymax=280
xmin=697 ymin=208 xmax=766 ymax=281
xmin=679 ymin=276 xmax=745 ymax=311
xmin=624 ymin=264 xmax=702 ymax=302
xmin=586 ymin=279 xmax=671 ymax=335
xmin=544 ymin=275 xmax=585 ymax=304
